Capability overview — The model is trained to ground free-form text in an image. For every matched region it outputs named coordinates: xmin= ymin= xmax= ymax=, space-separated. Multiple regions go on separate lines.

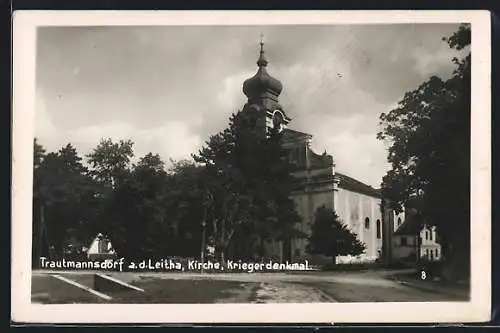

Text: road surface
xmin=31 ymin=269 xmax=469 ymax=304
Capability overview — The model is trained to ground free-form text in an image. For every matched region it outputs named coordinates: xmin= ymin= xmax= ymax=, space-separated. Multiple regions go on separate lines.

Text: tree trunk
xmin=220 ymin=249 xmax=226 ymax=265
xmin=331 ymin=255 xmax=337 ymax=266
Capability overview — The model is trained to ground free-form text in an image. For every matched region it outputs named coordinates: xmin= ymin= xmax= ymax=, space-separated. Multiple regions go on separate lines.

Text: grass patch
xmin=31 ymin=275 xmax=107 ymax=304
xmin=32 ymin=274 xmax=259 ymax=304
xmin=108 ymin=278 xmax=258 ymax=303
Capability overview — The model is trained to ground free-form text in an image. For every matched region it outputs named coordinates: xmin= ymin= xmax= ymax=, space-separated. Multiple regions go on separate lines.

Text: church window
xmin=429 ymin=230 xmax=433 ymax=241
xmin=425 ymin=230 xmax=429 ymax=240
xmin=400 ymin=236 xmax=407 ymax=246
xmin=376 ymin=219 xmax=381 ymax=239
xmin=397 ymin=217 xmax=402 ymax=227
xmin=364 ymin=217 xmax=370 ymax=229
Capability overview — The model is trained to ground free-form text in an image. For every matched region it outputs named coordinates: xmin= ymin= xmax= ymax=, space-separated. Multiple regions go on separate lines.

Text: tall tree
xmin=84 ymin=138 xmax=135 ymax=254
xmin=33 ymin=138 xmax=46 ymax=169
xmin=127 ymin=153 xmax=171 ymax=259
xmin=193 ymin=106 xmax=303 ymax=262
xmin=307 ymin=205 xmax=366 ymax=265
xmin=377 ymin=24 xmax=471 ymax=278
xmin=33 ymin=138 xmax=47 ymax=265
xmin=166 ymin=159 xmax=207 ymax=258
xmin=34 ymin=142 xmax=97 ymax=258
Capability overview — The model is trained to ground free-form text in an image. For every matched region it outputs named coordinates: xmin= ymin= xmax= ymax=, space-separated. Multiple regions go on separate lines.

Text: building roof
xmin=335 ymin=172 xmax=382 ymax=198
xmin=394 ymin=208 xmax=425 ymax=235
xmin=282 ymin=128 xmax=312 ymax=142
xmin=242 ymin=41 xmax=283 ymax=99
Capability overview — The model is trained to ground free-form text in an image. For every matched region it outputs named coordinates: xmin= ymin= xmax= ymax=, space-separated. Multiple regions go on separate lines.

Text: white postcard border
xmin=11 ymin=10 xmax=491 ymax=324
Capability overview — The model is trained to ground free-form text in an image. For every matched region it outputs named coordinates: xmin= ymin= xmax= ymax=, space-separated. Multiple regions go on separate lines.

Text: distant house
xmin=383 ymin=203 xmax=442 ymax=264
xmin=87 ymin=233 xmax=117 ymax=261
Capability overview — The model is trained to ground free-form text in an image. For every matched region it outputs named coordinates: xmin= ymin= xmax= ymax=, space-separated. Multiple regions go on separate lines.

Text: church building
xmin=239 ymin=41 xmax=383 ymax=263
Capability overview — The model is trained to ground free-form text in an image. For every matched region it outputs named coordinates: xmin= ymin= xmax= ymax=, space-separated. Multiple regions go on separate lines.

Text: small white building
xmin=87 ymin=233 xmax=116 ymax=261
xmin=387 ymin=207 xmax=442 ymax=263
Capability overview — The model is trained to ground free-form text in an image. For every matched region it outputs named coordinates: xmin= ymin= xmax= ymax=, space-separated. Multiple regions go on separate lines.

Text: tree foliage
xmin=307 ymin=205 xmax=366 ymax=264
xmin=33 ymin=106 xmax=304 ymax=265
xmin=86 ymin=138 xmax=134 ymax=188
xmin=377 ymin=24 xmax=471 ymax=271
xmin=193 ymin=106 xmax=303 ymax=261
xmin=33 ymin=141 xmax=98 ymax=260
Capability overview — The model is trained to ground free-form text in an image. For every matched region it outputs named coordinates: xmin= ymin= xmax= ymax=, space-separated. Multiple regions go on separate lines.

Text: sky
xmin=35 ymin=23 xmax=464 ymax=188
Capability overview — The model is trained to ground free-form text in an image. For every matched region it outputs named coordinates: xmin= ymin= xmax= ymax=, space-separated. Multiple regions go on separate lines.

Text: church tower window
xmin=364 ymin=217 xmax=370 ymax=229
xmin=272 ymin=110 xmax=284 ymax=132
xmin=376 ymin=219 xmax=381 ymax=239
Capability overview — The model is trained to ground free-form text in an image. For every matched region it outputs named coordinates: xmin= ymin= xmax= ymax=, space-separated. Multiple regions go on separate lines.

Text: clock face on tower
xmin=272 ymin=110 xmax=284 ymax=132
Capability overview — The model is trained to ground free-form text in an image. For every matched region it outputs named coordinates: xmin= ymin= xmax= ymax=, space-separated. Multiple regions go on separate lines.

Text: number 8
xmin=421 ymin=270 xmax=427 ymax=280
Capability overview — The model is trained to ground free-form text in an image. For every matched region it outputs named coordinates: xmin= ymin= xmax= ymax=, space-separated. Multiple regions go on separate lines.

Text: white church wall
xmin=394 ymin=210 xmax=405 ymax=232
xmin=335 ymin=188 xmax=382 ymax=263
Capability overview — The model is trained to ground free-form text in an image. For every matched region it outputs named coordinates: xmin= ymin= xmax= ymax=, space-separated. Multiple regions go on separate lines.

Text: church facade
xmin=240 ymin=41 xmax=383 ymax=263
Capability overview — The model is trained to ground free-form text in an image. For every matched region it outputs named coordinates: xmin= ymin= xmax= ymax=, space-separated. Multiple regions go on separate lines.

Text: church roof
xmin=335 ymin=172 xmax=381 ymax=198
xmin=243 ymin=41 xmax=283 ymax=99
xmin=282 ymin=128 xmax=312 ymax=142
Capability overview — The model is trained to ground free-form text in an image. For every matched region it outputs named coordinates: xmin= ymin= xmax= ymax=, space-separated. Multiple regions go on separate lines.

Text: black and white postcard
xmin=12 ymin=10 xmax=491 ymax=323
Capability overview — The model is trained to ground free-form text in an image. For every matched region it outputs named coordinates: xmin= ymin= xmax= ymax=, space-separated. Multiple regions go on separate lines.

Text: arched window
xmin=376 ymin=219 xmax=381 ymax=239
xmin=397 ymin=217 xmax=402 ymax=226
xmin=365 ymin=217 xmax=370 ymax=229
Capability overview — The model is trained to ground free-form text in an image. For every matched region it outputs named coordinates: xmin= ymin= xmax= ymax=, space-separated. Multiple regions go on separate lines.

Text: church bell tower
xmin=242 ymin=37 xmax=291 ymax=135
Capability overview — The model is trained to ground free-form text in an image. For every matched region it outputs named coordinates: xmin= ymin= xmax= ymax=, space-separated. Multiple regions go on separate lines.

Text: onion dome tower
xmin=242 ymin=36 xmax=290 ymax=134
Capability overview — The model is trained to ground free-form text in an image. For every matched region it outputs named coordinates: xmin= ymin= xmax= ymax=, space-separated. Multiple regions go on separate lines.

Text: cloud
xmin=65 ymin=121 xmax=201 ymax=163
xmin=320 ymin=130 xmax=390 ymax=188
xmin=133 ymin=122 xmax=202 ymax=162
xmin=34 ymin=24 xmax=463 ymax=188
xmin=215 ymin=71 xmax=252 ymax=112
xmin=35 ymin=90 xmax=59 ymax=148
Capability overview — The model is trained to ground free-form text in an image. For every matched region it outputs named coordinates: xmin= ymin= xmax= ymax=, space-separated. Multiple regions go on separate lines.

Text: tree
xmin=34 ymin=142 xmax=98 ymax=259
xmin=377 ymin=24 xmax=471 ymax=278
xmin=33 ymin=138 xmax=47 ymax=265
xmin=33 ymin=138 xmax=46 ymax=169
xmin=86 ymin=138 xmax=134 ymax=189
xmin=126 ymin=153 xmax=172 ymax=259
xmin=84 ymin=138 xmax=135 ymax=256
xmin=307 ymin=205 xmax=366 ymax=265
xmin=193 ymin=106 xmax=303 ymax=262
xmin=166 ymin=159 xmax=208 ymax=258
